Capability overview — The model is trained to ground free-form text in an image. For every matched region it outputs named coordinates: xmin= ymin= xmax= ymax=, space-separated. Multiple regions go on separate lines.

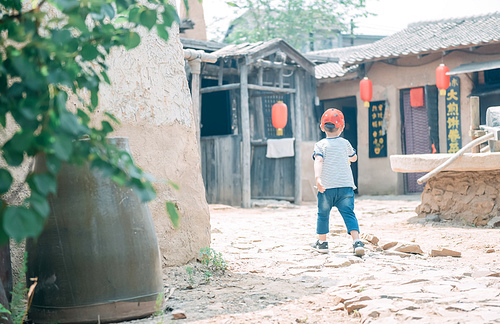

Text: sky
xmin=177 ymin=0 xmax=500 ymax=41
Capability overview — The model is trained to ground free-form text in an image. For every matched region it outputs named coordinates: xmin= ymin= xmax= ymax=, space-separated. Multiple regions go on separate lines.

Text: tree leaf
xmin=45 ymin=154 xmax=61 ymax=175
xmin=81 ymin=44 xmax=100 ymax=61
xmin=103 ymin=112 xmax=120 ymax=125
xmin=52 ymin=135 xmax=73 ymax=161
xmin=131 ymin=180 xmax=156 ymax=202
xmin=2 ymin=149 xmax=23 ymax=167
xmin=54 ymin=0 xmax=80 ymax=12
xmin=162 ymin=5 xmax=179 ymax=27
xmin=157 ymin=25 xmax=169 ymax=42
xmin=27 ymin=191 xmax=50 ymax=219
xmin=101 ymin=3 xmax=115 ymax=19
xmin=91 ymin=89 xmax=98 ymax=108
xmin=168 ymin=180 xmax=180 ymax=190
xmin=166 ymin=201 xmax=179 ymax=228
xmin=123 ymin=31 xmax=141 ymax=50
xmin=31 ymin=173 xmax=57 ymax=196
xmin=140 ymin=9 xmax=157 ymax=30
xmin=128 ymin=7 xmax=141 ymax=23
xmin=101 ymin=71 xmax=111 ymax=84
xmin=3 ymin=206 xmax=45 ymax=242
xmin=0 ymin=169 xmax=13 ymax=194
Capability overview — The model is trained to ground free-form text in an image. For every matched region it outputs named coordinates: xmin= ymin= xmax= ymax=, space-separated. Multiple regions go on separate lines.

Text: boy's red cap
xmin=321 ymin=108 xmax=344 ymax=129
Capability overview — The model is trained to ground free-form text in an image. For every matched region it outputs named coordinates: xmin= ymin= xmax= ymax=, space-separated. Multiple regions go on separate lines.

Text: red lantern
xmin=271 ymin=101 xmax=287 ymax=136
xmin=410 ymin=87 xmax=424 ymax=107
xmin=360 ymin=77 xmax=372 ymax=107
xmin=436 ymin=63 xmax=450 ymax=96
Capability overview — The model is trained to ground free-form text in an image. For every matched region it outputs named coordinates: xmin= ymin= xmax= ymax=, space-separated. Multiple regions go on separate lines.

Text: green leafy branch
xmin=0 ymin=0 xmax=181 ymax=245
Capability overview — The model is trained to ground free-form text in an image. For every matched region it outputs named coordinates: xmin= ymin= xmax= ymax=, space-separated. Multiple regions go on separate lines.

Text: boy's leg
xmin=335 ymin=187 xmax=365 ymax=256
xmin=313 ymin=189 xmax=333 ymax=253
xmin=335 ymin=187 xmax=359 ymax=235
xmin=316 ymin=189 xmax=333 ymax=237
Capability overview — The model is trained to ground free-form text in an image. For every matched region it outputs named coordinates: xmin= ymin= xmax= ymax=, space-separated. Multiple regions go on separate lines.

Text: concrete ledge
xmin=390 ymin=153 xmax=500 ymax=173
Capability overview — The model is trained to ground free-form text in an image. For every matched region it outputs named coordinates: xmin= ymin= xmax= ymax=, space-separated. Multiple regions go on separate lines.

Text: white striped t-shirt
xmin=313 ymin=137 xmax=356 ymax=189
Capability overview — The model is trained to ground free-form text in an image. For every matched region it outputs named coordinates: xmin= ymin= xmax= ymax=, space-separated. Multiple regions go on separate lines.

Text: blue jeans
xmin=317 ymin=187 xmax=359 ymax=235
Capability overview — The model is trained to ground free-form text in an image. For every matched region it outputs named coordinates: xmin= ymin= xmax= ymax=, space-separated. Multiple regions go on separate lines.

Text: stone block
xmin=430 ymin=248 xmax=461 ymax=257
xmin=395 ymin=243 xmax=423 ymax=254
xmin=360 ymin=233 xmax=379 ymax=245
xmin=380 ymin=241 xmax=398 ymax=250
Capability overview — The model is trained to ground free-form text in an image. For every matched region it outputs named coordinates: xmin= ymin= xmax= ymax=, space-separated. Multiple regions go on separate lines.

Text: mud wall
xmin=416 ymin=171 xmax=500 ymax=226
xmin=99 ymin=28 xmax=211 ymax=267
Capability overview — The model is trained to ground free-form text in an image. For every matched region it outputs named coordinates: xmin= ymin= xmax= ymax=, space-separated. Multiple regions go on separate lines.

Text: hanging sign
xmin=369 ymin=101 xmax=387 ymax=158
xmin=445 ymin=76 xmax=461 ymax=153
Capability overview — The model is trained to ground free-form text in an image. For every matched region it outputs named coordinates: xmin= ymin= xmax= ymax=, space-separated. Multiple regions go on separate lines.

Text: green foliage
xmin=203 ymin=270 xmax=212 ymax=283
xmin=0 ymin=304 xmax=10 ymax=322
xmin=199 ymin=247 xmax=227 ymax=273
xmin=0 ymin=0 xmax=181 ymax=244
xmin=185 ymin=266 xmax=195 ymax=286
xmin=224 ymin=0 xmax=371 ymax=51
xmin=153 ymin=292 xmax=164 ymax=316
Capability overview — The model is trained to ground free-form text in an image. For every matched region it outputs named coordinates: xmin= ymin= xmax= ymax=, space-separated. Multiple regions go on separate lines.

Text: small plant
xmin=203 ymin=271 xmax=213 ymax=283
xmin=185 ymin=266 xmax=195 ymax=286
xmin=0 ymin=304 xmax=11 ymax=322
xmin=153 ymin=292 xmax=164 ymax=316
xmin=198 ymin=247 xmax=227 ymax=273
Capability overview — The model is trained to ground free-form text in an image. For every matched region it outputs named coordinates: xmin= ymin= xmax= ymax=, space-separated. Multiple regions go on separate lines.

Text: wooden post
xmin=470 ymin=96 xmax=480 ymax=153
xmin=218 ymin=60 xmax=224 ymax=86
xmin=188 ymin=59 xmax=202 ymax=146
xmin=255 ymin=67 xmax=265 ymax=139
xmin=294 ymin=71 xmax=303 ymax=205
xmin=240 ymin=62 xmax=251 ymax=208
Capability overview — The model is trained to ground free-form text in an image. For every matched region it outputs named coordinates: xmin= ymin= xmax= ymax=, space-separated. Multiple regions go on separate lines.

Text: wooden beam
xmin=247 ymin=84 xmax=296 ymax=93
xmin=240 ymin=62 xmax=251 ymax=208
xmin=294 ymin=71 xmax=303 ymax=205
xmin=200 ymin=83 xmax=240 ymax=94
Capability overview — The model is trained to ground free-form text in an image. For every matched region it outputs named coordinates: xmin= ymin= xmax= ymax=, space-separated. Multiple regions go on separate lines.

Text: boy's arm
xmin=314 ymin=155 xmax=326 ymax=193
xmin=349 ymin=154 xmax=358 ymax=163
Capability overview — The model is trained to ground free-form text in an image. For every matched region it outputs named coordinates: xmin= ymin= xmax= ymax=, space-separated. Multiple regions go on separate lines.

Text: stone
xmin=380 ymin=241 xmax=398 ymax=250
xmin=430 ymin=248 xmax=461 ymax=257
xmin=172 ymin=309 xmax=187 ymax=319
xmin=425 ymin=214 xmax=441 ymax=222
xmin=360 ymin=233 xmax=380 ymax=245
xmin=486 ymin=248 xmax=495 ymax=253
xmin=487 ymin=216 xmax=500 ymax=228
xmin=344 ymin=296 xmax=372 ymax=313
xmin=395 ymin=243 xmax=423 ymax=254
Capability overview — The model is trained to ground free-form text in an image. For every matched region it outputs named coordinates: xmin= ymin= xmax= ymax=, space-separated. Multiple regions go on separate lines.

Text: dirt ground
xmin=127 ymin=195 xmax=500 ymax=324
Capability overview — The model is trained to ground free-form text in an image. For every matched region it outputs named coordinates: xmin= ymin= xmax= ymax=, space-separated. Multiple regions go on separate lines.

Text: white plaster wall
xmin=317 ymin=44 xmax=500 ymax=195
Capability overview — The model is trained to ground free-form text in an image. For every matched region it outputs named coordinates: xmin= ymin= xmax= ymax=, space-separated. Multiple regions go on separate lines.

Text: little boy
xmin=311 ymin=108 xmax=365 ymax=256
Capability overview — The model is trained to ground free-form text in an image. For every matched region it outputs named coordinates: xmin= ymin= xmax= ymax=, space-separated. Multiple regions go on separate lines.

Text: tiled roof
xmin=212 ymin=38 xmax=316 ymax=75
xmin=313 ymin=12 xmax=500 ymax=80
xmin=310 ymin=44 xmax=369 ymax=79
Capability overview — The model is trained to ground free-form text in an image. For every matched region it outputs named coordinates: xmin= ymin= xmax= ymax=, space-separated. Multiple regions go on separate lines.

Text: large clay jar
xmin=26 ymin=137 xmax=163 ymax=323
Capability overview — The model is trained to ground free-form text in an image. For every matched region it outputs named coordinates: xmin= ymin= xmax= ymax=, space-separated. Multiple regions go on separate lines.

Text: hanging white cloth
xmin=266 ymin=138 xmax=295 ymax=158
